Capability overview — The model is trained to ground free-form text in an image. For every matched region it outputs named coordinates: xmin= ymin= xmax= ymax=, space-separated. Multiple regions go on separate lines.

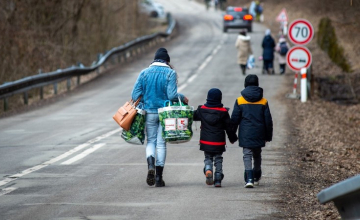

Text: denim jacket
xmin=131 ymin=62 xmax=185 ymax=113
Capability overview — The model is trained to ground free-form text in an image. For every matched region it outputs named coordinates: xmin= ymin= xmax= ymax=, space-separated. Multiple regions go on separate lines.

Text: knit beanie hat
xmin=154 ymin=47 xmax=170 ymax=62
xmin=205 ymin=88 xmax=223 ymax=108
xmin=244 ymin=74 xmax=259 ymax=87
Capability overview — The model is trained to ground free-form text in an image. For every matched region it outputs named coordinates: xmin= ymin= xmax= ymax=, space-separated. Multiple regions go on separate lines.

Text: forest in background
xmin=0 ymin=0 xmax=153 ymax=84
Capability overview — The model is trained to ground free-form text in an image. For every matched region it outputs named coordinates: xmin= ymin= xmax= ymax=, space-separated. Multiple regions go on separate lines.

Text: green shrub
xmin=317 ymin=17 xmax=351 ymax=72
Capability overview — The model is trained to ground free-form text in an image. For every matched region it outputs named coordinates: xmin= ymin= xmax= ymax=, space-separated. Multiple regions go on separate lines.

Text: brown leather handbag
xmin=113 ymin=97 xmax=142 ymax=131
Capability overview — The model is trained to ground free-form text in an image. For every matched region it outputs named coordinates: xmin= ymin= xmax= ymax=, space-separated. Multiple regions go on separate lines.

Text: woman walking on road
xmin=132 ymin=48 xmax=189 ymax=187
xmin=275 ymin=36 xmax=290 ymax=74
xmin=235 ymin=30 xmax=253 ymax=76
xmin=261 ymin=29 xmax=276 ymax=75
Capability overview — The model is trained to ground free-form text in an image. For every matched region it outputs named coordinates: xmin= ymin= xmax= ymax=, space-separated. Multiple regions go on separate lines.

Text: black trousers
xmin=279 ymin=64 xmax=286 ymax=74
xmin=239 ymin=64 xmax=246 ymax=75
xmin=204 ymin=151 xmax=223 ymax=174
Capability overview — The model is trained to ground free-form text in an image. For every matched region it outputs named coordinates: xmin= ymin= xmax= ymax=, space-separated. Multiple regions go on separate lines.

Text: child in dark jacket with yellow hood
xmin=193 ymin=88 xmax=238 ymax=187
xmin=231 ymin=74 xmax=273 ymax=188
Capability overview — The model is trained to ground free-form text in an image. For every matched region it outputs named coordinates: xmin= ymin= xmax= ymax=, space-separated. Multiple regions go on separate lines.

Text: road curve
xmin=0 ymin=0 xmax=288 ymax=219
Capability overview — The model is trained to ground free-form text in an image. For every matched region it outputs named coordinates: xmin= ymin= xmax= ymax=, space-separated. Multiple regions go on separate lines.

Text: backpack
xmin=279 ymin=42 xmax=288 ymax=56
xmin=255 ymin=5 xmax=263 ymax=14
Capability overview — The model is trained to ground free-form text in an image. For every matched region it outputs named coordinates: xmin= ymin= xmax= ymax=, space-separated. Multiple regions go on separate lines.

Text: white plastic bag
xmin=247 ymin=55 xmax=255 ymax=69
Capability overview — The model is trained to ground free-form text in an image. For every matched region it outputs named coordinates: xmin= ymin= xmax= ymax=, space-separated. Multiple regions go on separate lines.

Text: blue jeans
xmin=146 ymin=113 xmax=166 ymax=167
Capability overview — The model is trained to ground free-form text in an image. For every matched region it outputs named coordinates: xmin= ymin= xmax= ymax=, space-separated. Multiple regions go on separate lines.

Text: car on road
xmin=139 ymin=0 xmax=166 ymax=20
xmin=223 ymin=6 xmax=253 ymax=33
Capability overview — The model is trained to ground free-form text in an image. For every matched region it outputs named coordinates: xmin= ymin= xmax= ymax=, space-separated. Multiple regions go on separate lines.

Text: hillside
xmin=0 ymin=0 xmax=166 ymax=115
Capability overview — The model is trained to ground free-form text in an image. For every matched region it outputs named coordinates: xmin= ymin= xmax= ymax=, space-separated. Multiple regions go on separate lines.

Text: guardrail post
xmin=123 ymin=52 xmax=127 ymax=62
xmin=4 ymin=98 xmax=8 ymax=111
xmin=23 ymin=92 xmax=28 ymax=105
xmin=67 ymin=79 xmax=71 ymax=91
xmin=39 ymin=69 xmax=44 ymax=99
xmin=53 ymin=83 xmax=58 ymax=95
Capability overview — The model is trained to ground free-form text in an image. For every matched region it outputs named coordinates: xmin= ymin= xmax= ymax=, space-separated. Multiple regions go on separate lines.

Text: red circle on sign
xmin=288 ymin=19 xmax=314 ymax=45
xmin=286 ymin=46 xmax=312 ymax=72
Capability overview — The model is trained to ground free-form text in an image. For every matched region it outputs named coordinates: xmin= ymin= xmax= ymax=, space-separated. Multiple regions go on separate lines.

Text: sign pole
xmin=293 ymin=71 xmax=298 ymax=95
xmin=283 ymin=21 xmax=288 ymax=36
xmin=301 ymin=68 xmax=307 ymax=102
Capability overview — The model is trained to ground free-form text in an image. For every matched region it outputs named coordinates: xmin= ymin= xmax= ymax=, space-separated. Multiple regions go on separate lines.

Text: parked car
xmin=223 ymin=6 xmax=253 ymax=33
xmin=139 ymin=0 xmax=166 ymax=19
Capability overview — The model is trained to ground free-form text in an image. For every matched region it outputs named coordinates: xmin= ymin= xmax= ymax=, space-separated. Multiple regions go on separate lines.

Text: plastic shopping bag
xmin=121 ymin=108 xmax=146 ymax=145
xmin=158 ymin=98 xmax=194 ymax=144
xmin=247 ymin=55 xmax=255 ymax=69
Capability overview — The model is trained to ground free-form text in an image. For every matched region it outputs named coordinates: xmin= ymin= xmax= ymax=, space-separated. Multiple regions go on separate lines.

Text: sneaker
xmin=205 ymin=170 xmax=214 ymax=185
xmin=244 ymin=170 xmax=254 ymax=188
xmin=245 ymin=182 xmax=254 ymax=188
xmin=253 ymin=169 xmax=262 ymax=186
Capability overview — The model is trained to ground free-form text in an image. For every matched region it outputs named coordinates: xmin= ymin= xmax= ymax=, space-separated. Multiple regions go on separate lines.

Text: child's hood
xmin=241 ymin=86 xmax=263 ymax=102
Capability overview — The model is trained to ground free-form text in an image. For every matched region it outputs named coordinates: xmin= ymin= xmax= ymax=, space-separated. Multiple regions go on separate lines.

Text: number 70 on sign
xmin=288 ymin=19 xmax=314 ymax=45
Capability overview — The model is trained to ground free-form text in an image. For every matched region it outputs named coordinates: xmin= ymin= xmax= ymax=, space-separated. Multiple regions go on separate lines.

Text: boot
xmin=204 ymin=164 xmax=214 ymax=185
xmin=214 ymin=172 xmax=224 ymax=187
xmin=244 ymin=170 xmax=254 ymax=188
xmin=253 ymin=169 xmax=262 ymax=186
xmin=268 ymin=68 xmax=275 ymax=75
xmin=241 ymin=66 xmax=246 ymax=75
xmin=146 ymin=156 xmax=155 ymax=186
xmin=155 ymin=166 xmax=165 ymax=187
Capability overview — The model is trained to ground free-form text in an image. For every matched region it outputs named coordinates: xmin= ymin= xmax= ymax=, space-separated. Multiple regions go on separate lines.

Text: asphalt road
xmin=0 ymin=1 xmax=288 ymax=219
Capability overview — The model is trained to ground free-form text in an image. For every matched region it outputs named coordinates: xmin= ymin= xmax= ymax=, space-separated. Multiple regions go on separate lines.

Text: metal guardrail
xmin=317 ymin=174 xmax=360 ymax=219
xmin=0 ymin=13 xmax=176 ymax=111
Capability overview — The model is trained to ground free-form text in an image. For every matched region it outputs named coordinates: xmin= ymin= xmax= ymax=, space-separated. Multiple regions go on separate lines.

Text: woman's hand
xmin=183 ymin=96 xmax=189 ymax=104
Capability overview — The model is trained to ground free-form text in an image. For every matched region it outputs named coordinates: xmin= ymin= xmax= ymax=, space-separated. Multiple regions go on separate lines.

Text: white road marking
xmin=0 ymin=187 xmax=17 ymax=196
xmin=183 ymin=43 xmax=223 ymax=86
xmin=23 ymin=202 xmax=171 ymax=207
xmin=178 ymin=83 xmax=188 ymax=92
xmin=0 ymin=129 xmax=120 ymax=187
xmin=61 ymin=143 xmax=106 ymax=165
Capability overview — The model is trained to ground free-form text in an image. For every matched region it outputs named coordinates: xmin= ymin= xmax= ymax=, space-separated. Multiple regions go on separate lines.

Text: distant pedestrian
xmin=254 ymin=1 xmax=263 ymax=22
xmin=219 ymin=0 xmax=226 ymax=10
xmin=275 ymin=36 xmax=290 ymax=74
xmin=214 ymin=0 xmax=219 ymax=10
xmin=249 ymin=1 xmax=256 ymax=17
xmin=261 ymin=29 xmax=276 ymax=74
xmin=193 ymin=88 xmax=238 ymax=187
xmin=230 ymin=75 xmax=273 ymax=188
xmin=235 ymin=30 xmax=253 ymax=75
xmin=204 ymin=0 xmax=211 ymax=10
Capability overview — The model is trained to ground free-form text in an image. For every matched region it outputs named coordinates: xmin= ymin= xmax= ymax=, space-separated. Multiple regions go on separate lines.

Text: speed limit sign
xmin=288 ymin=19 xmax=314 ymax=45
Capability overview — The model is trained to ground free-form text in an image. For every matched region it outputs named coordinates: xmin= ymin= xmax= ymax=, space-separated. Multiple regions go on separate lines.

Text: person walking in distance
xmin=204 ymin=0 xmax=211 ymax=10
xmin=275 ymin=36 xmax=290 ymax=74
xmin=193 ymin=88 xmax=237 ymax=187
xmin=230 ymin=75 xmax=273 ymax=188
xmin=235 ymin=30 xmax=253 ymax=76
xmin=132 ymin=48 xmax=189 ymax=187
xmin=261 ymin=29 xmax=276 ymax=74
